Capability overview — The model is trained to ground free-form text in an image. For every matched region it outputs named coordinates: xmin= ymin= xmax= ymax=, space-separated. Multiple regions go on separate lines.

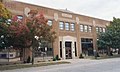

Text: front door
xmin=65 ymin=42 xmax=72 ymax=59
xmin=66 ymin=47 xmax=72 ymax=59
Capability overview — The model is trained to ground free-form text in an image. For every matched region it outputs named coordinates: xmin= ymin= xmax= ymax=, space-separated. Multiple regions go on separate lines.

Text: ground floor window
xmin=34 ymin=41 xmax=53 ymax=57
xmin=81 ymin=38 xmax=93 ymax=56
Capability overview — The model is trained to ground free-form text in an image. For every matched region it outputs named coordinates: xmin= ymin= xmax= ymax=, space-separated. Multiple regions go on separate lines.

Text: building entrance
xmin=65 ymin=42 xmax=72 ymax=59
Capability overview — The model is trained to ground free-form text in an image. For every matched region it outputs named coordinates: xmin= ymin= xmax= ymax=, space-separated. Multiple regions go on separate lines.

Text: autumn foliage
xmin=0 ymin=2 xmax=11 ymax=19
xmin=7 ymin=10 xmax=56 ymax=48
xmin=0 ymin=1 xmax=56 ymax=51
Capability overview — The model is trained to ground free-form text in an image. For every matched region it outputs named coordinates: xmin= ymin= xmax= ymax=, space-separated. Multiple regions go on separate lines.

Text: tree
xmin=0 ymin=2 xmax=56 ymax=64
xmin=26 ymin=10 xmax=56 ymax=64
xmin=0 ymin=2 xmax=11 ymax=49
xmin=0 ymin=2 xmax=11 ymax=23
xmin=97 ymin=17 xmax=120 ymax=55
xmin=8 ymin=10 xmax=56 ymax=64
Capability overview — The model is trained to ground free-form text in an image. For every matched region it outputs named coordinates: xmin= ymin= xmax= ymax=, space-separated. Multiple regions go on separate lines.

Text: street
xmin=1 ymin=58 xmax=120 ymax=72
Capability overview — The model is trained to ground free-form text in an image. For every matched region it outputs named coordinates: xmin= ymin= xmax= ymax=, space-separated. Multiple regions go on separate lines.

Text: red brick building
xmin=2 ymin=0 xmax=110 ymax=60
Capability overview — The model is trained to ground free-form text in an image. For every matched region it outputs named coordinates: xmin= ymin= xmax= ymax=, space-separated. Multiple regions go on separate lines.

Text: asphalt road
xmin=1 ymin=58 xmax=120 ymax=72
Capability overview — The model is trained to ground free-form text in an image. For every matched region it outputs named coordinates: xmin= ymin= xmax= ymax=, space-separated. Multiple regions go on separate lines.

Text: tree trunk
xmin=52 ymin=42 xmax=54 ymax=59
xmin=107 ymin=47 xmax=112 ymax=56
xmin=32 ymin=47 xmax=34 ymax=65
xmin=118 ymin=49 xmax=120 ymax=54
xmin=107 ymin=47 xmax=110 ymax=56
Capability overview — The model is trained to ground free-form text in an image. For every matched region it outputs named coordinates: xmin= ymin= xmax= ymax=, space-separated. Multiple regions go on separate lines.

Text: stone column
xmin=62 ymin=39 xmax=66 ymax=59
xmin=72 ymin=41 xmax=75 ymax=59
xmin=92 ymin=20 xmax=98 ymax=51
xmin=75 ymin=18 xmax=81 ymax=58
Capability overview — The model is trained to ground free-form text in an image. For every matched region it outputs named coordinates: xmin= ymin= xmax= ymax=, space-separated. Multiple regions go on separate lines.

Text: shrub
xmin=53 ymin=55 xmax=61 ymax=61
xmin=27 ymin=56 xmax=31 ymax=63
xmin=56 ymin=55 xmax=59 ymax=60
xmin=79 ymin=54 xmax=84 ymax=59
xmin=53 ymin=57 xmax=56 ymax=61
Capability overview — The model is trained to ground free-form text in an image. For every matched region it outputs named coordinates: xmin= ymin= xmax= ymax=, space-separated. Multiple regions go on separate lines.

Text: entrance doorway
xmin=65 ymin=42 xmax=72 ymax=59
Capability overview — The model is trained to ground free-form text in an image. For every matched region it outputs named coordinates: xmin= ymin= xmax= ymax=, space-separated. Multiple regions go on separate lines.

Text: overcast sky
xmin=16 ymin=0 xmax=120 ymax=21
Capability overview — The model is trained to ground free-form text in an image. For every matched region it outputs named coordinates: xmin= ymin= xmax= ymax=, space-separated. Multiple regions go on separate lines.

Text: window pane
xmin=96 ymin=27 xmax=99 ymax=33
xmin=17 ymin=15 xmax=23 ymax=22
xmin=47 ymin=20 xmax=52 ymax=26
xmin=70 ymin=23 xmax=75 ymax=31
xmin=17 ymin=16 xmax=23 ymax=20
xmin=65 ymin=22 xmax=69 ymax=30
xmin=80 ymin=25 xmax=84 ymax=32
xmin=99 ymin=27 xmax=102 ymax=32
xmin=59 ymin=21 xmax=64 ymax=30
xmin=103 ymin=28 xmax=106 ymax=32
xmin=84 ymin=25 xmax=88 ymax=32
xmin=88 ymin=26 xmax=92 ymax=32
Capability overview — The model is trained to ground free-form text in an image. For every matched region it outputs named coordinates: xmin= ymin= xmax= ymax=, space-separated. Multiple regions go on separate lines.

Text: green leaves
xmin=98 ymin=17 xmax=120 ymax=49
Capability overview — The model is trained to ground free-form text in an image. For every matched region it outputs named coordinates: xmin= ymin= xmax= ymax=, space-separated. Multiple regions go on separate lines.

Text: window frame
xmin=96 ymin=27 xmax=99 ymax=33
xmin=65 ymin=22 xmax=70 ymax=31
xmin=70 ymin=23 xmax=75 ymax=31
xmin=59 ymin=21 xmax=64 ymax=30
xmin=47 ymin=19 xmax=53 ymax=26
xmin=88 ymin=25 xmax=92 ymax=32
xmin=103 ymin=28 xmax=106 ymax=32
xmin=84 ymin=25 xmax=88 ymax=32
xmin=99 ymin=27 xmax=102 ymax=32
xmin=80 ymin=24 xmax=84 ymax=32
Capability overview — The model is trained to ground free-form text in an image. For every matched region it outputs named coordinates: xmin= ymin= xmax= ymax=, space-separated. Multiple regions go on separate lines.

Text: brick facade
xmin=3 ymin=0 xmax=110 ymax=60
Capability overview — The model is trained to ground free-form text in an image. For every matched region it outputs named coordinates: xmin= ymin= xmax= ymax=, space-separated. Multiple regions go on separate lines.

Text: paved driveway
xmin=1 ymin=58 xmax=120 ymax=72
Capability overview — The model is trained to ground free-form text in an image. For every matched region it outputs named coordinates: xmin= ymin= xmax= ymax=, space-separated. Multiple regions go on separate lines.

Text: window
xmin=65 ymin=22 xmax=70 ymax=30
xmin=96 ymin=27 xmax=99 ymax=33
xmin=88 ymin=26 xmax=92 ymax=32
xmin=59 ymin=21 xmax=64 ymax=30
xmin=84 ymin=25 xmax=88 ymax=32
xmin=17 ymin=15 xmax=23 ymax=22
xmin=47 ymin=20 xmax=53 ymax=26
xmin=80 ymin=25 xmax=84 ymax=32
xmin=13 ymin=15 xmax=23 ymax=22
xmin=103 ymin=28 xmax=106 ymax=32
xmin=70 ymin=23 xmax=75 ymax=31
xmin=99 ymin=27 xmax=102 ymax=32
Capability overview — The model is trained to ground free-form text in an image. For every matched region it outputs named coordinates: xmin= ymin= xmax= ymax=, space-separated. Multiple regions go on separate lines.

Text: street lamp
xmin=32 ymin=36 xmax=39 ymax=65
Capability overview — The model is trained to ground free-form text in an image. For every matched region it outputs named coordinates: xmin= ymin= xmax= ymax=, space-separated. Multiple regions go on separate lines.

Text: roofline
xmin=14 ymin=0 xmax=110 ymax=22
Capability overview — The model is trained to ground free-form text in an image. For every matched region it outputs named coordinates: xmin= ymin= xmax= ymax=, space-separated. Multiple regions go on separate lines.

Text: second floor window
xmin=103 ymin=28 xmax=106 ymax=32
xmin=99 ymin=27 xmax=102 ymax=32
xmin=96 ymin=27 xmax=99 ymax=33
xmin=17 ymin=15 xmax=23 ymax=22
xmin=84 ymin=25 xmax=88 ymax=32
xmin=59 ymin=21 xmax=64 ymax=30
xmin=70 ymin=23 xmax=75 ymax=31
xmin=88 ymin=26 xmax=92 ymax=32
xmin=80 ymin=25 xmax=84 ymax=32
xmin=47 ymin=20 xmax=52 ymax=26
xmin=65 ymin=22 xmax=69 ymax=30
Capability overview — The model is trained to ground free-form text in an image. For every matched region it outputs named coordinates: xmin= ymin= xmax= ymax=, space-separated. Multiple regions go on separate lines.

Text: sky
xmin=15 ymin=0 xmax=120 ymax=21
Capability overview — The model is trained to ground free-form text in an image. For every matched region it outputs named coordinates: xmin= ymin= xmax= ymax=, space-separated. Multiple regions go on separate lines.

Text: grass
xmin=0 ymin=61 xmax=70 ymax=71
